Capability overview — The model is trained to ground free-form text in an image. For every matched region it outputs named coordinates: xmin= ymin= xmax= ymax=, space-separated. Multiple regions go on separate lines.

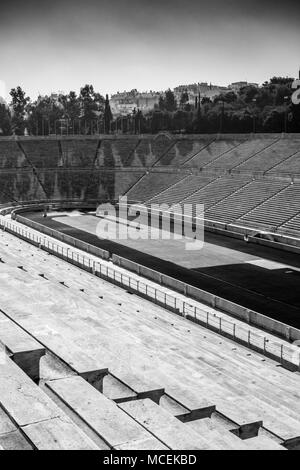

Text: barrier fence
xmin=0 ymin=215 xmax=299 ymax=371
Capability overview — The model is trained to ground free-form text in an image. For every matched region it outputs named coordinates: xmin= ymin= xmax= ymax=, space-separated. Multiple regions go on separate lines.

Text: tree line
xmin=151 ymin=78 xmax=300 ymax=134
xmin=0 ymin=77 xmax=299 ymax=135
xmin=0 ymin=85 xmax=112 ymax=136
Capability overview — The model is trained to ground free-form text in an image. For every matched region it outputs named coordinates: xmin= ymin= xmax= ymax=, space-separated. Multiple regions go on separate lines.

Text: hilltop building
xmin=110 ymin=90 xmax=161 ymax=116
xmin=229 ymin=81 xmax=259 ymax=92
xmin=174 ymin=82 xmax=229 ymax=105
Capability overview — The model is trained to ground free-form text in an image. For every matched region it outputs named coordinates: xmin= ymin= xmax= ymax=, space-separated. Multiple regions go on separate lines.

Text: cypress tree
xmin=104 ymin=94 xmax=112 ymax=134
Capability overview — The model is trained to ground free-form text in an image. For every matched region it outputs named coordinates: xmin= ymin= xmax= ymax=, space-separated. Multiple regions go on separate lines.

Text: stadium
xmin=0 ymin=132 xmax=300 ymax=451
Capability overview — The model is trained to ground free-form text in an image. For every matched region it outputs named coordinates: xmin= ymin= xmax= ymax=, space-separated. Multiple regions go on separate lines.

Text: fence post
xmin=206 ymin=311 xmax=209 ymax=326
xmin=233 ymin=323 xmax=236 ymax=340
xmin=219 ymin=317 xmax=222 ymax=333
xmin=248 ymin=330 xmax=251 ymax=346
xmin=280 ymin=344 xmax=283 ymax=363
xmin=264 ymin=337 xmax=267 ymax=354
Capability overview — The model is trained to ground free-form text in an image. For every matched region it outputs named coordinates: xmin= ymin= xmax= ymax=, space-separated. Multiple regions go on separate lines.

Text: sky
xmin=0 ymin=0 xmax=299 ymax=100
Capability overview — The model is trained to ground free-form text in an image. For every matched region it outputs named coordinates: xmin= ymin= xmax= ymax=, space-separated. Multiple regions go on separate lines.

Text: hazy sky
xmin=0 ymin=0 xmax=299 ymax=99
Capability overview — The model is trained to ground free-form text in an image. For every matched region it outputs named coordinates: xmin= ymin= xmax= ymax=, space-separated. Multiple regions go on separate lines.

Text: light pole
xmin=219 ymin=98 xmax=225 ymax=133
xmin=284 ymin=96 xmax=289 ymax=133
xmin=137 ymin=109 xmax=141 ymax=134
xmin=252 ymin=98 xmax=257 ymax=133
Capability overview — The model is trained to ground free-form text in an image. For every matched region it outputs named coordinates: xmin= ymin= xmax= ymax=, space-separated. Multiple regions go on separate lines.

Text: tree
xmin=104 ymin=94 xmax=112 ymax=134
xmin=9 ymin=86 xmax=30 ymax=135
xmin=228 ymin=109 xmax=253 ymax=133
xmin=262 ymin=107 xmax=285 ymax=133
xmin=274 ymin=85 xmax=292 ymax=106
xmin=58 ymin=91 xmax=81 ymax=134
xmin=133 ymin=109 xmax=145 ymax=134
xmin=180 ymin=90 xmax=189 ymax=107
xmin=26 ymin=95 xmax=64 ymax=135
xmin=289 ymin=103 xmax=300 ymax=133
xmin=150 ymin=110 xmax=164 ymax=133
xmin=184 ymin=103 xmax=192 ymax=112
xmin=269 ymin=76 xmax=294 ymax=86
xmin=0 ymin=104 xmax=12 ymax=135
xmin=165 ymin=89 xmax=177 ymax=112
xmin=60 ymin=91 xmax=81 ymax=120
xmin=158 ymin=95 xmax=165 ymax=111
xmin=238 ymin=85 xmax=258 ymax=103
xmin=213 ymin=92 xmax=237 ymax=105
xmin=79 ymin=84 xmax=105 ymax=134
xmin=201 ymin=97 xmax=211 ymax=105
xmin=172 ymin=110 xmax=189 ymax=131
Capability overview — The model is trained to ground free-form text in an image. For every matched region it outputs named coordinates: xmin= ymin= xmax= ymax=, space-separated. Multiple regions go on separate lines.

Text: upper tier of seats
xmin=0 ymin=168 xmax=144 ymax=202
xmin=0 ymin=141 xmax=28 ymax=168
xmin=238 ymin=182 xmax=300 ymax=230
xmin=182 ymin=175 xmax=251 ymax=212
xmin=0 ymin=135 xmax=300 ymax=236
xmin=157 ymin=138 xmax=215 ymax=166
xmin=126 ymin=172 xmax=186 ymax=202
xmin=205 ymin=179 xmax=289 ymax=224
xmin=60 ymin=139 xmax=99 ymax=167
xmin=183 ymin=139 xmax=242 ymax=168
xmin=20 ymin=140 xmax=61 ymax=168
xmin=95 ymin=135 xmax=175 ymax=168
xmin=0 ymin=170 xmax=46 ymax=202
xmin=267 ymin=151 xmax=300 ymax=175
xmin=148 ymin=175 xmax=216 ymax=205
xmin=204 ymin=137 xmax=277 ymax=170
xmin=0 ymin=135 xmax=298 ymax=174
xmin=235 ymin=138 xmax=300 ymax=173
